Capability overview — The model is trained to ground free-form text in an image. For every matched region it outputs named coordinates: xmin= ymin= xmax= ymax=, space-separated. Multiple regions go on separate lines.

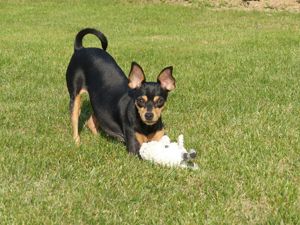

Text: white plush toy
xmin=139 ymin=134 xmax=199 ymax=170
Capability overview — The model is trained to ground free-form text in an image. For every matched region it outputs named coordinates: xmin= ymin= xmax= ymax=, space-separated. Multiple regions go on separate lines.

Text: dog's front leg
xmin=125 ymin=129 xmax=141 ymax=158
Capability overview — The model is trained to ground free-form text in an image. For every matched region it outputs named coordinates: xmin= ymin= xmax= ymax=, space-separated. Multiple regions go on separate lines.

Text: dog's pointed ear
xmin=157 ymin=66 xmax=175 ymax=91
xmin=128 ymin=62 xmax=145 ymax=89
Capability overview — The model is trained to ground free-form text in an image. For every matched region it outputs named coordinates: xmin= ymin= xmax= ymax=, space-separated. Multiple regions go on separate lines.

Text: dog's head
xmin=128 ymin=62 xmax=175 ymax=125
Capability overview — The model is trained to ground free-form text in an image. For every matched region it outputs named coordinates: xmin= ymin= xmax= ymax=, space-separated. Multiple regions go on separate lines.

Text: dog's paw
xmin=74 ymin=136 xmax=81 ymax=146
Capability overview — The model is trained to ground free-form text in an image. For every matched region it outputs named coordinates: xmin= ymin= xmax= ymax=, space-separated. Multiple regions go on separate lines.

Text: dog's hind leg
xmin=69 ymin=89 xmax=87 ymax=145
xmin=70 ymin=95 xmax=81 ymax=145
xmin=86 ymin=114 xmax=99 ymax=135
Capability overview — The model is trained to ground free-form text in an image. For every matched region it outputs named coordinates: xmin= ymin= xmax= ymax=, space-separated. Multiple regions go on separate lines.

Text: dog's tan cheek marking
xmin=135 ymin=103 xmax=147 ymax=122
xmin=152 ymin=106 xmax=164 ymax=121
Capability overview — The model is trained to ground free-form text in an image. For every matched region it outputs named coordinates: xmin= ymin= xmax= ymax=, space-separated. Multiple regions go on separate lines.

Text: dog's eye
xmin=136 ymin=97 xmax=146 ymax=107
xmin=155 ymin=97 xmax=165 ymax=108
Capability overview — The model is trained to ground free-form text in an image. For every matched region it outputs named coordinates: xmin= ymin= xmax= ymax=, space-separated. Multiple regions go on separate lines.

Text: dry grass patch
xmin=135 ymin=0 xmax=300 ymax=11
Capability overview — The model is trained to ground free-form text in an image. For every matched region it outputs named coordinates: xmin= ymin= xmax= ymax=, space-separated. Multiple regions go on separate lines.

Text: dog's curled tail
xmin=74 ymin=28 xmax=108 ymax=51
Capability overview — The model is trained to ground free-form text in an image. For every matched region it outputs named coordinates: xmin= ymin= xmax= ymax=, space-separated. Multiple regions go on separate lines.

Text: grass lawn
xmin=0 ymin=0 xmax=299 ymax=224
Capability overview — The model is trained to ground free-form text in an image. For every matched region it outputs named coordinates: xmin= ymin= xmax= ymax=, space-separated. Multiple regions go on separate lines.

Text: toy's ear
xmin=128 ymin=62 xmax=145 ymax=89
xmin=177 ymin=134 xmax=184 ymax=148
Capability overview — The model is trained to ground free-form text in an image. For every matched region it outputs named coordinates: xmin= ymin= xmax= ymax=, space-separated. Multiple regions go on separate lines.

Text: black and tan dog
xmin=66 ymin=28 xmax=175 ymax=156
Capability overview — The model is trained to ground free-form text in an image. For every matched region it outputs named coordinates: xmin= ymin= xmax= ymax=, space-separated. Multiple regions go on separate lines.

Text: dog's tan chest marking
xmin=135 ymin=130 xmax=165 ymax=145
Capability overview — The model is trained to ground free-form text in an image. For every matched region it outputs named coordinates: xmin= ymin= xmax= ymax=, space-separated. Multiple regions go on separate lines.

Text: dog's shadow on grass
xmin=78 ymin=100 xmax=121 ymax=144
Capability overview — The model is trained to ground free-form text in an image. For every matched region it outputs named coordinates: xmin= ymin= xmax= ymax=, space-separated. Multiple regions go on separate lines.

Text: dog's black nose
xmin=145 ymin=112 xmax=154 ymax=121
